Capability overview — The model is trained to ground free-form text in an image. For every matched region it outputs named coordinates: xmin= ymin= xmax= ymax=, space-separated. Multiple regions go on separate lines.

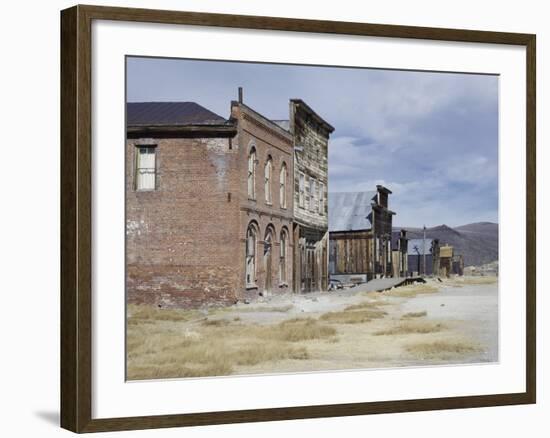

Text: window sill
xmin=246 ymin=284 xmax=258 ymax=290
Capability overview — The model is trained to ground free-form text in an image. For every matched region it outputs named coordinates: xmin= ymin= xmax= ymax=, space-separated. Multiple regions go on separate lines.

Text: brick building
xmin=126 ymin=99 xmax=294 ymax=308
xmin=232 ymin=100 xmax=295 ymax=298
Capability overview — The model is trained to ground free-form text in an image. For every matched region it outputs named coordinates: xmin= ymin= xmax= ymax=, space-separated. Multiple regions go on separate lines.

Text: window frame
xmin=319 ymin=182 xmax=325 ymax=215
xmin=265 ymin=157 xmax=273 ymax=205
xmin=309 ymin=177 xmax=316 ymax=212
xmin=299 ymin=172 xmax=305 ymax=208
xmin=248 ymin=147 xmax=257 ymax=200
xmin=280 ymin=163 xmax=287 ymax=209
xmin=246 ymin=224 xmax=257 ymax=287
xmin=134 ymin=145 xmax=157 ymax=191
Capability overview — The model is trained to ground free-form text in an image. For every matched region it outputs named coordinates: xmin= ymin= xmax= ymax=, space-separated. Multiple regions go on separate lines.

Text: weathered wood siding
xmin=329 ymin=231 xmax=373 ymax=276
xmin=290 ymin=100 xmax=333 ymax=292
xmin=291 ymin=103 xmax=329 ymax=230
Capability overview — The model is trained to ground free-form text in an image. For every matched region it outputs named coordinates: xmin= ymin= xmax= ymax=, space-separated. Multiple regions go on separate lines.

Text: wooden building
xmin=392 ymin=229 xmax=409 ymax=277
xmin=328 ymin=186 xmax=398 ymax=283
xmin=406 ymin=238 xmax=440 ymax=276
xmin=289 ymin=99 xmax=335 ymax=293
xmin=438 ymin=244 xmax=463 ymax=276
xmin=439 ymin=244 xmax=453 ymax=277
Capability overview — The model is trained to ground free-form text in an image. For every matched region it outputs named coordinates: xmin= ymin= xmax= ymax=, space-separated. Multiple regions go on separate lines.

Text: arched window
xmin=265 ymin=157 xmax=273 ymax=204
xmin=248 ymin=147 xmax=256 ymax=200
xmin=279 ymin=163 xmax=287 ymax=209
xmin=246 ymin=224 xmax=257 ymax=285
xmin=279 ymin=229 xmax=288 ymax=283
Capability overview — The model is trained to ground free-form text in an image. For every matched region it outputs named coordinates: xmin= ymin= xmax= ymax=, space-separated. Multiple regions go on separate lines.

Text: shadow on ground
xmin=34 ymin=411 xmax=59 ymax=427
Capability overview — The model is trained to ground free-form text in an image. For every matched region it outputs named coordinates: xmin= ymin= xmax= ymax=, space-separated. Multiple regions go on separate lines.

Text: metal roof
xmin=328 ymin=191 xmax=377 ymax=232
xmin=127 ymin=102 xmax=228 ymax=126
xmin=407 ymin=238 xmax=434 ymax=256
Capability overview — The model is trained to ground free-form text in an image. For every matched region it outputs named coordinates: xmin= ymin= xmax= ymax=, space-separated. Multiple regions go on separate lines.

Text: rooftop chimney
xmin=238 ymin=87 xmax=243 ymax=103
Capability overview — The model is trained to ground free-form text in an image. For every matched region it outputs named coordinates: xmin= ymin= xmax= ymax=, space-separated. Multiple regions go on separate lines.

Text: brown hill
xmin=394 ymin=222 xmax=498 ymax=267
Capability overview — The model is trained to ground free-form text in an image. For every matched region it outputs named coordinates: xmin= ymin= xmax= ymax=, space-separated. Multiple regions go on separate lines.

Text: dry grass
xmin=447 ymin=276 xmax=498 ymax=287
xmin=200 ymin=318 xmax=231 ymax=327
xmin=236 ymin=304 xmax=293 ymax=313
xmin=127 ymin=313 xmax=336 ymax=380
xmin=128 ymin=304 xmax=202 ymax=322
xmin=405 ymin=339 xmax=480 ymax=359
xmin=401 ymin=311 xmax=428 ymax=319
xmin=374 ymin=321 xmax=445 ymax=336
xmin=384 ymin=284 xmax=439 ymax=298
xmin=267 ymin=318 xmax=337 ymax=342
xmin=320 ymin=309 xmax=387 ymax=324
xmin=344 ymin=300 xmax=389 ymax=312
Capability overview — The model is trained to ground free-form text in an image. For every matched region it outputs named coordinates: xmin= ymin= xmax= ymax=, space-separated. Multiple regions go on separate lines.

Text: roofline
xmin=127 ymin=124 xmax=238 ymax=138
xmin=371 ymin=204 xmax=396 ymax=215
xmin=232 ymin=101 xmax=294 ymax=140
xmin=329 ymin=228 xmax=373 ymax=234
xmin=126 ymin=101 xmax=228 ymax=123
xmin=376 ymin=185 xmax=393 ymax=194
xmin=290 ymin=99 xmax=335 ymax=133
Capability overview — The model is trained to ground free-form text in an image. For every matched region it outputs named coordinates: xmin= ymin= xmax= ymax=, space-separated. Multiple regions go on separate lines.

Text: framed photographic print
xmin=60 ymin=4 xmax=536 ymax=433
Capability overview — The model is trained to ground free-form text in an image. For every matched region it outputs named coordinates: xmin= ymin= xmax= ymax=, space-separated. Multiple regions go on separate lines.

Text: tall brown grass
xmin=405 ymin=339 xmax=480 ymax=359
xmin=320 ymin=309 xmax=387 ymax=324
xmin=268 ymin=318 xmax=337 ymax=342
xmin=127 ymin=312 xmax=336 ymax=380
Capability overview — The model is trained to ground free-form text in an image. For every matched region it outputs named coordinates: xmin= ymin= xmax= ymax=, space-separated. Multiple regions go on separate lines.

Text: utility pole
xmin=422 ymin=225 xmax=427 ymax=276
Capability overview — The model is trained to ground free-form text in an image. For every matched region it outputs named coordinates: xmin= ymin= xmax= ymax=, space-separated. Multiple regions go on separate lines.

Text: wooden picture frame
xmin=60 ymin=4 xmax=536 ymax=433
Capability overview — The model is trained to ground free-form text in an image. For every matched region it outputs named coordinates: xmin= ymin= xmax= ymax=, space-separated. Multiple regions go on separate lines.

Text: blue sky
xmin=127 ymin=57 xmax=499 ymax=228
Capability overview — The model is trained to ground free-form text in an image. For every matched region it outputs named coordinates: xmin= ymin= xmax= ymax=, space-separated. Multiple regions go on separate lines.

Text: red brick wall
xmin=126 ymin=135 xmax=242 ymax=308
xmin=126 ymin=104 xmax=297 ymax=308
xmin=232 ymin=103 xmax=295 ymax=299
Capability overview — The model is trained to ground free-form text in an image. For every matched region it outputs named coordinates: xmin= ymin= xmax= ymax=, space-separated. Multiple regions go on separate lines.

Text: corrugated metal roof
xmin=127 ymin=102 xmax=228 ymax=126
xmin=407 ymin=238 xmax=434 ymax=256
xmin=328 ymin=191 xmax=377 ymax=232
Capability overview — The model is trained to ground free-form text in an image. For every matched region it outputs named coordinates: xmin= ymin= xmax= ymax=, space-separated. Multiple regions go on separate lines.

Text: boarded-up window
xmin=135 ymin=146 xmax=157 ymax=190
xmin=265 ymin=158 xmax=273 ymax=204
xmin=299 ymin=173 xmax=305 ymax=208
xmin=248 ymin=148 xmax=256 ymax=199
xmin=246 ymin=225 xmax=257 ymax=285
xmin=280 ymin=163 xmax=287 ymax=209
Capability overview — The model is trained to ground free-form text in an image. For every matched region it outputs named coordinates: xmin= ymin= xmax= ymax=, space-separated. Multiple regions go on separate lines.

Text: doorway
xmin=264 ymin=229 xmax=273 ymax=293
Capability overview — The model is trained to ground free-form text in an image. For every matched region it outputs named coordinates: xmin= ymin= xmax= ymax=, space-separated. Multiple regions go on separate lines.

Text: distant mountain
xmin=394 ymin=222 xmax=498 ymax=267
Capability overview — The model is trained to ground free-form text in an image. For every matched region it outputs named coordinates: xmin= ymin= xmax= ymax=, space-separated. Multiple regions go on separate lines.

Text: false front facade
xmin=289 ymin=99 xmax=335 ymax=293
xmin=328 ymin=186 xmax=399 ymax=283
